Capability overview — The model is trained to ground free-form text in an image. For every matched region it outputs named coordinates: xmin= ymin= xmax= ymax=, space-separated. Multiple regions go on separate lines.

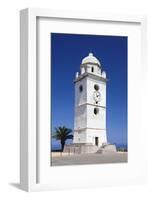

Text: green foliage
xmin=52 ymin=126 xmax=73 ymax=151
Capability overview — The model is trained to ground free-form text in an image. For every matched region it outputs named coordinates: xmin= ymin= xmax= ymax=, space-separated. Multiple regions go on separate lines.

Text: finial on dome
xmin=81 ymin=52 xmax=101 ymax=66
xmin=89 ymin=52 xmax=93 ymax=56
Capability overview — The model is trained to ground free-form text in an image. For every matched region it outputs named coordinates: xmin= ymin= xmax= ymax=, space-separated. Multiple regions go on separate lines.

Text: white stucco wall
xmin=73 ymin=130 xmax=87 ymax=143
xmin=73 ymin=128 xmax=107 ymax=145
xmin=86 ymin=106 xmax=106 ymax=129
xmin=75 ymin=77 xmax=87 ymax=106
xmin=74 ymin=105 xmax=87 ymax=130
xmin=73 ymin=59 xmax=107 ymax=147
xmin=86 ymin=129 xmax=107 ymax=146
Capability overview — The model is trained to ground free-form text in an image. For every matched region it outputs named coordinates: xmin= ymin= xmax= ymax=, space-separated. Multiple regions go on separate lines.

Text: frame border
xmin=20 ymin=8 xmax=147 ymax=191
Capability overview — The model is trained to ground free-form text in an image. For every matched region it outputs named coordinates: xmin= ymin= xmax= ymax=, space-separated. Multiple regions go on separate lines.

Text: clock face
xmin=93 ymin=91 xmax=101 ymax=102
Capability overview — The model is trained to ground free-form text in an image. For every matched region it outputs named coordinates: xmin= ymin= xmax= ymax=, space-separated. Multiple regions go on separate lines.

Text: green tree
xmin=52 ymin=126 xmax=73 ymax=151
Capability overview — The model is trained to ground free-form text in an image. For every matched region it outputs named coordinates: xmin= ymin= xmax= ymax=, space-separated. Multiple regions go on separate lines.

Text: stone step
xmin=96 ymin=144 xmax=117 ymax=154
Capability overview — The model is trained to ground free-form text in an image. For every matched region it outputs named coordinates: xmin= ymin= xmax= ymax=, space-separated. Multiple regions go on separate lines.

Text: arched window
xmin=91 ymin=67 xmax=94 ymax=72
xmin=94 ymin=108 xmax=99 ymax=115
xmin=79 ymin=85 xmax=83 ymax=92
xmin=94 ymin=84 xmax=99 ymax=91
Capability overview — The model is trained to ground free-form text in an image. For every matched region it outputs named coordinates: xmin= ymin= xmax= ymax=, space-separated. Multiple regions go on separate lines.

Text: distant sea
xmin=51 ymin=140 xmax=128 ymax=151
xmin=115 ymin=143 xmax=128 ymax=151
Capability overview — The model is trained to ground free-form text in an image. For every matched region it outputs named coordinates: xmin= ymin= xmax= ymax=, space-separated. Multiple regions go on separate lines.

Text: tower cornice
xmin=80 ymin=62 xmax=100 ymax=68
xmin=74 ymin=72 xmax=108 ymax=83
xmin=76 ymin=102 xmax=106 ymax=109
xmin=74 ymin=127 xmax=106 ymax=132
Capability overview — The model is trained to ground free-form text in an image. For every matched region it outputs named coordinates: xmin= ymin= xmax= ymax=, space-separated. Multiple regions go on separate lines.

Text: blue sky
xmin=51 ymin=33 xmax=127 ymax=149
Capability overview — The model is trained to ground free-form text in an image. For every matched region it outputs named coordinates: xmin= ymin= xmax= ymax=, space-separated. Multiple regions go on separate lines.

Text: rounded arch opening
xmin=79 ymin=85 xmax=83 ymax=92
xmin=94 ymin=108 xmax=99 ymax=115
xmin=94 ymin=84 xmax=99 ymax=91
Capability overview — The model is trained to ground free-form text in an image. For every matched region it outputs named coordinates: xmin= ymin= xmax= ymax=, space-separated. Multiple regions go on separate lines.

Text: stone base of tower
xmin=96 ymin=144 xmax=117 ymax=154
xmin=63 ymin=143 xmax=99 ymax=154
xmin=63 ymin=143 xmax=117 ymax=154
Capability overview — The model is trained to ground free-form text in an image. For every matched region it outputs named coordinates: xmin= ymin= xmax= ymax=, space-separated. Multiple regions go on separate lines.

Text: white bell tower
xmin=73 ymin=53 xmax=107 ymax=147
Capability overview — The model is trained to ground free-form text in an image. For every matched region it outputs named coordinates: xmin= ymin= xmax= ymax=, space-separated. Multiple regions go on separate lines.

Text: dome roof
xmin=81 ymin=53 xmax=101 ymax=66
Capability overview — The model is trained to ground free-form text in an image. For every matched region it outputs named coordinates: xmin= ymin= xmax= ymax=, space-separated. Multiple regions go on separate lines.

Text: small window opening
xmin=94 ymin=84 xmax=99 ymax=91
xmin=94 ymin=108 xmax=99 ymax=115
xmin=79 ymin=85 xmax=83 ymax=92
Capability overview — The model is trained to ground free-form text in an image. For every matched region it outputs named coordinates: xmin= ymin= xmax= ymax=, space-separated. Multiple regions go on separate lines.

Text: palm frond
xmin=52 ymin=126 xmax=73 ymax=141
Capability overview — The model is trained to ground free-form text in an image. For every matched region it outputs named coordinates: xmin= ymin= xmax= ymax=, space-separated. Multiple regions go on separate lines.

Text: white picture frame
xmin=20 ymin=8 xmax=147 ymax=191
